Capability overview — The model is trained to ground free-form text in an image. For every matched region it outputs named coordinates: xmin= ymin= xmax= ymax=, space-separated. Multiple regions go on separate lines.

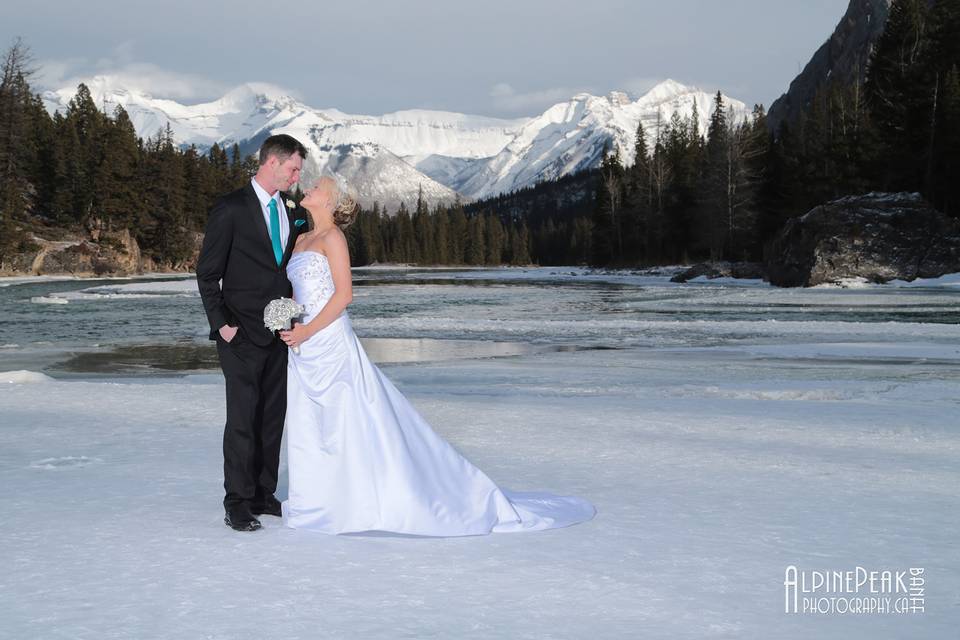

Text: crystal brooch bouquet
xmin=264 ymin=297 xmax=305 ymax=354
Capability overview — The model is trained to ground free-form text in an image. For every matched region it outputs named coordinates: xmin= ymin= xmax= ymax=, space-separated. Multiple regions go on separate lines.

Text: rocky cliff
xmin=767 ymin=0 xmax=892 ymax=131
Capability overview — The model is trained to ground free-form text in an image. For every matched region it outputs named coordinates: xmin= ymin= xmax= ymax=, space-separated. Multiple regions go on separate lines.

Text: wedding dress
xmin=281 ymin=250 xmax=595 ymax=536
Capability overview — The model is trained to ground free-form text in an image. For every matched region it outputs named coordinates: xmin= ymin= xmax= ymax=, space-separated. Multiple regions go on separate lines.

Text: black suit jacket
xmin=196 ymin=183 xmax=308 ymax=347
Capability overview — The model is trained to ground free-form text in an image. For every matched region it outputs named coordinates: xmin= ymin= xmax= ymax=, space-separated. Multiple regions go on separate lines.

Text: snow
xmin=2 ymin=336 xmax=956 ymax=637
xmin=887 ymin=273 xmax=960 ymax=287
xmin=814 ymin=273 xmax=960 ymax=289
xmin=30 ymin=296 xmax=70 ymax=305
xmin=1 ymin=369 xmax=53 ymax=383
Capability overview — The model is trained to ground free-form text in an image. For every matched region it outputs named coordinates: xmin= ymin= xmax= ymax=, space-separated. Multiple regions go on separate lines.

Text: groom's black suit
xmin=197 ymin=181 xmax=306 ymax=511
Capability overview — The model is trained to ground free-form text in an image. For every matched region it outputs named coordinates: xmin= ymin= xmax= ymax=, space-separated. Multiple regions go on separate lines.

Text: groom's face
xmin=272 ymin=153 xmax=303 ymax=191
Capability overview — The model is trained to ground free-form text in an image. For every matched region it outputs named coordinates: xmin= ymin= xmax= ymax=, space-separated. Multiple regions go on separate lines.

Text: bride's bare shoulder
xmin=318 ymin=226 xmax=347 ymax=249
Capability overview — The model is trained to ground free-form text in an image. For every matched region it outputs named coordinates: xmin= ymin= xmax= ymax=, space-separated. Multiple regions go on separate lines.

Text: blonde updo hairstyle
xmin=323 ymin=172 xmax=360 ymax=230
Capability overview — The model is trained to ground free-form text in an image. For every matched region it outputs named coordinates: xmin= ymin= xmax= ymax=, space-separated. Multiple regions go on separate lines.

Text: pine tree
xmin=507 ymin=223 xmax=532 ymax=264
xmin=865 ymin=0 xmax=933 ymax=192
xmin=29 ymin=94 xmax=60 ymax=220
xmin=663 ymin=109 xmax=699 ymax=262
xmin=412 ymin=185 xmax=435 ymax=263
xmin=63 ymin=83 xmax=106 ymax=225
xmin=355 ymin=203 xmax=383 ymax=264
xmin=52 ymin=112 xmax=82 ymax=224
xmin=723 ymin=107 xmax=767 ymax=260
xmin=570 ymin=217 xmax=593 ymax=265
xmin=591 ymin=144 xmax=625 ymax=265
xmin=229 ymin=143 xmax=246 ymax=185
xmin=648 ymin=110 xmax=672 ymax=262
xmin=432 ymin=202 xmax=450 ymax=264
xmin=699 ymin=91 xmax=729 ymax=259
xmin=935 ymin=65 xmax=960 ymax=215
xmin=393 ymin=202 xmax=415 ymax=263
xmin=141 ymin=124 xmax=189 ymax=264
xmin=483 ymin=213 xmax=505 ymax=264
xmin=924 ymin=0 xmax=960 ymax=212
xmin=448 ymin=198 xmax=467 ymax=264
xmin=626 ymin=118 xmax=652 ymax=261
xmin=0 ymin=38 xmax=37 ymax=257
xmin=92 ymin=105 xmax=140 ymax=230
xmin=465 ymin=214 xmax=485 ymax=265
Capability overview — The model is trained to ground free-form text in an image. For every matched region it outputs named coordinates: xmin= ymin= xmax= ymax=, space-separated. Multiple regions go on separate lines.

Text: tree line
xmin=347 ymin=191 xmax=531 ymax=266
xmin=0 ymin=38 xmax=535 ymax=270
xmin=3 ymin=0 xmax=957 ymax=270
xmin=0 ymin=40 xmax=263 ymax=267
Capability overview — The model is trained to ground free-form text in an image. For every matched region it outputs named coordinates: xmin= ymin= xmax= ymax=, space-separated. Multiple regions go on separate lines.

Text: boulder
xmin=765 ymin=192 xmax=960 ymax=287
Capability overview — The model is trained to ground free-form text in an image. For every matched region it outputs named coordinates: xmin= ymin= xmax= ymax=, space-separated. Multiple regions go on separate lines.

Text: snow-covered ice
xmin=1 ymin=269 xmax=958 ymax=638
xmin=2 ymin=348 xmax=958 ymax=638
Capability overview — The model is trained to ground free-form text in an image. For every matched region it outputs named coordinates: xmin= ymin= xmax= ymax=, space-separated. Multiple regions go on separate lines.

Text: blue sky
xmin=2 ymin=0 xmax=849 ymax=117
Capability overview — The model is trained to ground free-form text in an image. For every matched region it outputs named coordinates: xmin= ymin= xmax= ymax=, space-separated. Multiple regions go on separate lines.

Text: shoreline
xmin=4 ymin=266 xmax=960 ymax=288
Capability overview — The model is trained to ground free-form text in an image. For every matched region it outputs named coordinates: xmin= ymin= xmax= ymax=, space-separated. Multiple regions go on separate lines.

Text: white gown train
xmin=282 ymin=251 xmax=595 ymax=536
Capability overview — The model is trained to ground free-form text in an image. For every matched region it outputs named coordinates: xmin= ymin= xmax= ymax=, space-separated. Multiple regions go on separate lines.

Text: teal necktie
xmin=268 ymin=198 xmax=283 ymax=265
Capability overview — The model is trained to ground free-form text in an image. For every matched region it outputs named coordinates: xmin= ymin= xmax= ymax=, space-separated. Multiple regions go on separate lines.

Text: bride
xmin=278 ymin=175 xmax=595 ymax=536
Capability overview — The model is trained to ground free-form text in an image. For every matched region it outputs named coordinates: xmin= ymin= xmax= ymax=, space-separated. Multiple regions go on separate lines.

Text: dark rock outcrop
xmin=767 ymin=0 xmax=891 ymax=131
xmin=670 ymin=262 xmax=766 ymax=283
xmin=2 ymin=227 xmax=147 ymax=276
xmin=36 ymin=228 xmax=143 ymax=275
xmin=765 ymin=192 xmax=960 ymax=287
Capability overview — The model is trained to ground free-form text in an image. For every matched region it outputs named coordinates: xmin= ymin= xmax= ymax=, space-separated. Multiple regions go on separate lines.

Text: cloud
xmin=34 ymin=42 xmax=227 ymax=102
xmin=488 ymin=82 xmax=591 ymax=115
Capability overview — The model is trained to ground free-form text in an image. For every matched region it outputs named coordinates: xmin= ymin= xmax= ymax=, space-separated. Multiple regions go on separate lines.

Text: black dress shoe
xmin=224 ymin=504 xmax=262 ymax=531
xmin=251 ymin=495 xmax=282 ymax=517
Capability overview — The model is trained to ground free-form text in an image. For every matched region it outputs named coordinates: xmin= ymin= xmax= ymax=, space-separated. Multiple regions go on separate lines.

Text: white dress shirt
xmin=250 ymin=177 xmax=289 ymax=250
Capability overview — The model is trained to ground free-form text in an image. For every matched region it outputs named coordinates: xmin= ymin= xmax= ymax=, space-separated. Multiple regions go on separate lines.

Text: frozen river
xmin=1 ymin=267 xmax=958 ymax=638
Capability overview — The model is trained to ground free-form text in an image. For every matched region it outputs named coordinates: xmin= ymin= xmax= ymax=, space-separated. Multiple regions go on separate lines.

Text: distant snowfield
xmin=2 ymin=341 xmax=957 ymax=638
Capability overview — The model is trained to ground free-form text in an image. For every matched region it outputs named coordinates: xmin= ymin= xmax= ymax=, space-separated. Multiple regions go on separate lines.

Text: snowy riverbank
xmin=3 ymin=340 xmax=957 ymax=638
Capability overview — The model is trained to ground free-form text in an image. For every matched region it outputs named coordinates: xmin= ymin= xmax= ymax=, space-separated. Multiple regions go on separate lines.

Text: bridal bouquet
xmin=264 ymin=297 xmax=305 ymax=354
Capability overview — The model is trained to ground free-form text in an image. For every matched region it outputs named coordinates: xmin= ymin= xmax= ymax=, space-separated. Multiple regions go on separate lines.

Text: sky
xmin=1 ymin=0 xmax=850 ymax=118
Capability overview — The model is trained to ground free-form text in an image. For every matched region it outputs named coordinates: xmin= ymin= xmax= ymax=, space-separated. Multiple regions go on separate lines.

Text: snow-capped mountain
xmin=42 ymin=77 xmax=318 ymax=149
xmin=42 ymin=78 xmax=467 ymax=211
xmin=42 ymin=77 xmax=747 ymax=209
xmin=458 ymin=81 xmax=749 ymax=200
xmin=272 ymin=108 xmax=525 ymax=209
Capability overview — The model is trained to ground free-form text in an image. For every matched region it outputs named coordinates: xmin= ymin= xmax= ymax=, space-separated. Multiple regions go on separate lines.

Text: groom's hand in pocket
xmin=219 ymin=324 xmax=239 ymax=343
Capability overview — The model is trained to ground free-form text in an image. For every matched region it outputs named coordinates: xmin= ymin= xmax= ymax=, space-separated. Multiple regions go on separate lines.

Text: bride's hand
xmin=280 ymin=322 xmax=311 ymax=349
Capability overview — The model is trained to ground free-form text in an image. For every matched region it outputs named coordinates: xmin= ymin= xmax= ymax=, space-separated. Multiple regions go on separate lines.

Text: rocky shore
xmin=0 ymin=223 xmax=201 ymax=277
xmin=4 ymin=193 xmax=958 ymax=287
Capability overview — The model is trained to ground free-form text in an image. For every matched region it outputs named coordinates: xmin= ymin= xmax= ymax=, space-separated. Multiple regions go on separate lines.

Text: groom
xmin=197 ymin=134 xmax=308 ymax=531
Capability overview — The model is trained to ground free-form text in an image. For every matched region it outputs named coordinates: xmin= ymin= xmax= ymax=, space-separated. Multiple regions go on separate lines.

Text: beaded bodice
xmin=286 ymin=251 xmax=335 ymax=322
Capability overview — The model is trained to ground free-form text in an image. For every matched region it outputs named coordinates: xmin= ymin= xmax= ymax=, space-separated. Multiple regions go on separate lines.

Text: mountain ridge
xmin=766 ymin=0 xmax=893 ymax=130
xmin=42 ymin=77 xmax=748 ymax=209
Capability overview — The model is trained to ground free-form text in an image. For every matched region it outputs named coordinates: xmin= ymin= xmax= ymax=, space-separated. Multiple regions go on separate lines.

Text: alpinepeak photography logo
xmin=784 ymin=566 xmax=925 ymax=615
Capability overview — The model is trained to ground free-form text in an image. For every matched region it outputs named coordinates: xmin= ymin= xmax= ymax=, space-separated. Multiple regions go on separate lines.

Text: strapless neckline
xmin=290 ymin=250 xmax=328 ymax=262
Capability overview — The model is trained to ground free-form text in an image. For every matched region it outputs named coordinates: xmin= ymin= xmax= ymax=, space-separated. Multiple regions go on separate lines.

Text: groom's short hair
xmin=259 ymin=134 xmax=308 ymax=166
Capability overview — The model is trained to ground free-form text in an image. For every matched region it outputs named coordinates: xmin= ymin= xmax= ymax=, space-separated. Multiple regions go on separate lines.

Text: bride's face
xmin=302 ymin=179 xmax=336 ymax=213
